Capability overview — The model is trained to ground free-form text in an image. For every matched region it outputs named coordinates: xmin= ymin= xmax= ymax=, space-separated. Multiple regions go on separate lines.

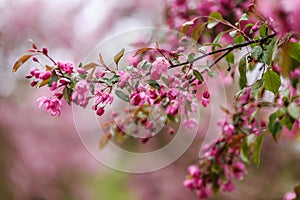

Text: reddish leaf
xmin=98 ymin=53 xmax=106 ymax=66
xmin=99 ymin=133 xmax=112 ymax=149
xmin=12 ymin=54 xmax=32 ymax=72
xmin=36 ymin=78 xmax=50 ymax=88
xmin=83 ymin=62 xmax=100 ymax=70
xmin=133 ymin=47 xmax=154 ymax=57
xmin=114 ymin=48 xmax=125 ymax=66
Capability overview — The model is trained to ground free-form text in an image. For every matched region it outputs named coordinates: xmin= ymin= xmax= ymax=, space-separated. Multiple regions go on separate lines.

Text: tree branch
xmin=169 ymin=33 xmax=276 ymax=69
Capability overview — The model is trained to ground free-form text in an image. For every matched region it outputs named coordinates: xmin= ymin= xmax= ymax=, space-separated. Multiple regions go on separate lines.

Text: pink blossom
xmin=30 ymin=68 xmax=40 ymax=78
xmin=201 ymin=91 xmax=210 ymax=107
xmin=95 ymin=69 xmax=106 ymax=78
xmin=37 ymin=95 xmax=62 ymax=116
xmin=118 ymin=71 xmax=130 ymax=88
xmin=150 ymin=57 xmax=169 ymax=80
xmin=183 ymin=118 xmax=197 ymax=128
xmin=223 ymin=123 xmax=235 ymax=138
xmin=130 ymin=90 xmax=149 ymax=106
xmin=183 ymin=179 xmax=195 ymax=189
xmin=96 ymin=107 xmax=105 ymax=116
xmin=232 ymin=162 xmax=246 ymax=180
xmin=95 ymin=90 xmax=114 ymax=105
xmin=50 ymin=82 xmax=57 ymax=91
xmin=57 ymin=61 xmax=74 ymax=75
xmin=71 ymin=80 xmax=90 ymax=108
xmin=166 ymin=100 xmax=179 ymax=116
xmin=222 ymin=181 xmax=235 ymax=192
xmin=283 ymin=192 xmax=297 ymax=200
xmin=77 ymin=68 xmax=86 ymax=74
xmin=187 ymin=165 xmax=201 ymax=177
xmin=39 ymin=71 xmax=51 ymax=80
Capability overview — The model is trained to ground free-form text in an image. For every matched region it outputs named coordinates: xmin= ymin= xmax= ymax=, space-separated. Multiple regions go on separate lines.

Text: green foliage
xmin=225 ymin=52 xmax=235 ymax=64
xmin=288 ymin=102 xmax=300 ymax=120
xmin=268 ymin=112 xmax=282 ymax=141
xmin=193 ymin=70 xmax=204 ymax=82
xmin=288 ymin=42 xmax=300 ymax=62
xmin=253 ymin=134 xmax=264 ymax=167
xmin=63 ymin=87 xmax=73 ymax=105
xmin=263 ymin=70 xmax=281 ymax=95
xmin=115 ymin=90 xmax=130 ymax=102
xmin=238 ymin=55 xmax=247 ymax=89
xmin=251 ymin=46 xmax=263 ymax=60
xmin=251 ymin=79 xmax=264 ymax=99
xmin=207 ymin=11 xmax=223 ymax=29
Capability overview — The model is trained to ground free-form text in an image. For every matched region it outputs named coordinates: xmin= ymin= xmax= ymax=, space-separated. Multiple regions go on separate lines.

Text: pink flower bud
xmin=251 ymin=25 xmax=258 ymax=32
xmin=42 ymin=47 xmax=48 ymax=55
xmin=30 ymin=80 xmax=38 ymax=87
xmin=96 ymin=107 xmax=105 ymax=116
xmin=50 ymin=82 xmax=57 ymax=91
xmin=183 ymin=179 xmax=195 ymax=189
xmin=77 ymin=68 xmax=86 ymax=74
xmin=187 ymin=165 xmax=201 ymax=177
xmin=39 ymin=71 xmax=51 ymax=80
xmin=32 ymin=57 xmax=39 ymax=62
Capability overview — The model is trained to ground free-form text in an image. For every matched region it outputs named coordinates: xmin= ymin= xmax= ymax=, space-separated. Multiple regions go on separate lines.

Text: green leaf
xmin=288 ymin=42 xmax=300 ymax=62
xmin=263 ymin=70 xmax=281 ymax=95
xmin=253 ymin=134 xmax=264 ymax=167
xmin=187 ymin=54 xmax=195 ymax=63
xmin=191 ymin=23 xmax=206 ymax=42
xmin=207 ymin=11 xmax=223 ymax=29
xmin=268 ymin=112 xmax=282 ymax=141
xmin=281 ymin=115 xmax=295 ymax=130
xmin=212 ymin=32 xmax=224 ymax=51
xmin=115 ymin=90 xmax=130 ymax=102
xmin=262 ymin=38 xmax=276 ymax=65
xmin=63 ymin=87 xmax=73 ymax=105
xmin=229 ymin=30 xmax=237 ymax=37
xmin=251 ymin=79 xmax=264 ymax=99
xmin=259 ymin=24 xmax=267 ymax=38
xmin=146 ymin=79 xmax=160 ymax=90
xmin=234 ymin=35 xmax=245 ymax=45
xmin=239 ymin=13 xmax=249 ymax=21
xmin=138 ymin=60 xmax=151 ymax=70
xmin=114 ymin=48 xmax=125 ymax=66
xmin=225 ymin=52 xmax=235 ymax=64
xmin=251 ymin=46 xmax=263 ymax=60
xmin=110 ymin=74 xmax=120 ymax=83
xmin=288 ymin=102 xmax=300 ymax=119
xmin=238 ymin=55 xmax=247 ymax=89
xmin=240 ymin=137 xmax=251 ymax=164
xmin=193 ymin=70 xmax=204 ymax=82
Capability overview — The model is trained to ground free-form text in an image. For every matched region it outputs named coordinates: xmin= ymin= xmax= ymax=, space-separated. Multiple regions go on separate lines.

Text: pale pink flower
xmin=95 ymin=69 xmax=106 ymax=78
xmin=187 ymin=165 xmax=201 ymax=177
xmin=232 ymin=162 xmax=246 ymax=180
xmin=283 ymin=192 xmax=297 ymax=200
xmin=118 ymin=71 xmax=130 ymax=88
xmin=39 ymin=71 xmax=51 ymax=80
xmin=222 ymin=181 xmax=235 ymax=192
xmin=183 ymin=118 xmax=197 ymax=128
xmin=150 ymin=57 xmax=169 ymax=80
xmin=37 ymin=95 xmax=62 ymax=116
xmin=95 ymin=90 xmax=113 ymax=105
xmin=72 ymin=80 xmax=90 ymax=108
xmin=166 ymin=100 xmax=179 ymax=116
xmin=201 ymin=91 xmax=210 ymax=107
xmin=57 ymin=61 xmax=74 ymax=75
